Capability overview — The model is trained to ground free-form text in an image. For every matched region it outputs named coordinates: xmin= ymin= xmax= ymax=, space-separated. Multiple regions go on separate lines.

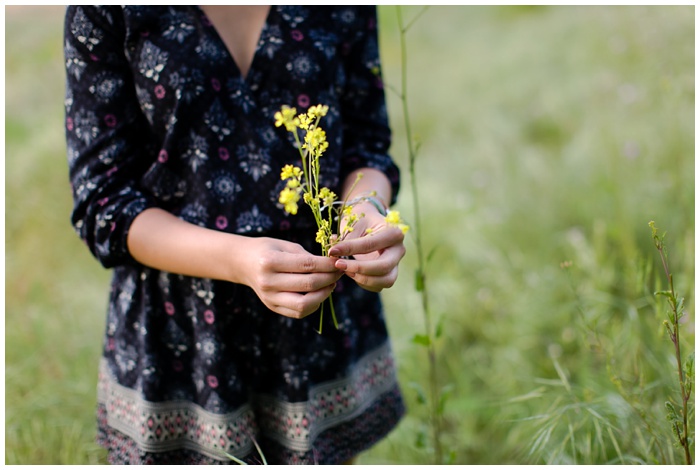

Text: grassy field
xmin=5 ymin=5 xmax=694 ymax=465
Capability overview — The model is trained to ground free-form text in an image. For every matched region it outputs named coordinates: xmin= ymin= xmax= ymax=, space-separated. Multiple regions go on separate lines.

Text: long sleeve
xmin=338 ymin=7 xmax=401 ymax=205
xmin=64 ymin=6 xmax=158 ymax=268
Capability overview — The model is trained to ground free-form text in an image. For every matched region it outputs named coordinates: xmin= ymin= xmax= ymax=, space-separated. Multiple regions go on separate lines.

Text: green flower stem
xmin=395 ymin=6 xmax=443 ymax=464
xmin=289 ymin=126 xmax=339 ymax=332
xmin=650 ymin=222 xmax=693 ymax=465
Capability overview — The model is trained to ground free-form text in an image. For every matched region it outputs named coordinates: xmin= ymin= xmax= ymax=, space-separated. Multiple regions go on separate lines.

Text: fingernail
xmin=329 ymin=248 xmax=340 ymax=257
xmin=335 ymin=260 xmax=347 ymax=270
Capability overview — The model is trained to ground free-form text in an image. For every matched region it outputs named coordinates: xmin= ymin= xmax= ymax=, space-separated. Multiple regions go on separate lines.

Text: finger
xmin=335 ymin=244 xmax=405 ymax=275
xmin=266 ymin=271 xmax=343 ymax=293
xmin=270 ymin=285 xmax=336 ymax=318
xmin=345 ymin=265 xmax=400 ymax=292
xmin=328 ymin=227 xmax=404 ymax=258
xmin=260 ymin=251 xmax=338 ymax=274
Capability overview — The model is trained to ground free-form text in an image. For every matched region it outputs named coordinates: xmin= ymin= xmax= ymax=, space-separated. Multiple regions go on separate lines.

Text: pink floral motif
xmin=207 ymin=375 xmax=219 ymax=388
xmin=66 ymin=117 xmax=74 ymax=131
xmin=203 ymin=309 xmax=215 ymax=324
xmin=218 ymin=147 xmax=230 ymax=161
xmin=158 ymin=149 xmax=168 ymax=163
xmin=154 ymin=84 xmax=166 ymax=99
xmin=104 ymin=114 xmax=117 ymax=127
xmin=165 ymin=301 xmax=175 ymax=315
xmin=211 ymin=78 xmax=221 ymax=91
xmin=215 ymin=215 xmax=228 ymax=230
xmin=297 ymin=94 xmax=310 ymax=108
xmin=291 ymin=29 xmax=304 ymax=41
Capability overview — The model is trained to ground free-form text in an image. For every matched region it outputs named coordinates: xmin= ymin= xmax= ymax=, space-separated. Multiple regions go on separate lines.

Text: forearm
xmin=341 ymin=167 xmax=392 ymax=211
xmin=126 ymin=207 xmax=250 ymax=284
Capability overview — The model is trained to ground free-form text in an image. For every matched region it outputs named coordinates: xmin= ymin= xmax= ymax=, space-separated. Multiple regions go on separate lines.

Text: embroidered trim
xmin=256 ymin=343 xmax=397 ymax=451
xmin=98 ymin=363 xmax=257 ymax=460
xmin=97 ymin=342 xmax=399 ymax=461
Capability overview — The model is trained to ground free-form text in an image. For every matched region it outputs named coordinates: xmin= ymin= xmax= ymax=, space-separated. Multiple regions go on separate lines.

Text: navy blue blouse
xmin=64 ymin=6 xmax=405 ymax=464
xmin=65 ymin=5 xmax=400 ymax=269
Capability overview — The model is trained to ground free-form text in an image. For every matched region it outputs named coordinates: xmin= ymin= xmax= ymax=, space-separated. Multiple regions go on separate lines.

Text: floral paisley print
xmin=64 ymin=5 xmax=404 ymax=465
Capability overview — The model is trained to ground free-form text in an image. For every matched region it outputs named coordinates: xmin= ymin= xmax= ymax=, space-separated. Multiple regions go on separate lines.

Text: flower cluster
xmin=275 ymin=104 xmax=342 ymax=254
xmin=385 ymin=210 xmax=410 ymax=234
xmin=274 ymin=104 xmax=408 ymax=332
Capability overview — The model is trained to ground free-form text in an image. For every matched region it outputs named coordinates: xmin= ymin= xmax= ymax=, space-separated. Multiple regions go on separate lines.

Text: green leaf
xmin=415 ymin=428 xmax=427 ymax=449
xmin=654 ymin=290 xmax=674 ymax=299
xmin=415 ymin=268 xmax=425 ymax=292
xmin=684 ymin=352 xmax=694 ymax=382
xmin=412 ymin=333 xmax=431 ymax=347
xmin=435 ymin=314 xmax=445 ymax=339
xmin=407 ymin=381 xmax=427 ymax=405
xmin=676 ymin=297 xmax=685 ymax=315
xmin=427 ymin=244 xmax=439 ymax=263
xmin=437 ymin=384 xmax=455 ymax=415
xmin=444 ymin=450 xmax=457 ymax=465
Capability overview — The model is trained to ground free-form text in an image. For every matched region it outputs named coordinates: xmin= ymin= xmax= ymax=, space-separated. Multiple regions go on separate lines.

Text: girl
xmin=65 ymin=6 xmax=406 ymax=464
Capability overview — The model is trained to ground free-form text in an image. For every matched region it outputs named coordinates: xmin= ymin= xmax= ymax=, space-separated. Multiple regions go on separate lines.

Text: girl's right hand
xmin=126 ymin=208 xmax=339 ymax=320
xmin=239 ymin=237 xmax=342 ymax=319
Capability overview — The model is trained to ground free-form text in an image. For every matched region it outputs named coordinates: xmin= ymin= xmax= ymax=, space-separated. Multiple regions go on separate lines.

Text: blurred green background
xmin=5 ymin=5 xmax=694 ymax=464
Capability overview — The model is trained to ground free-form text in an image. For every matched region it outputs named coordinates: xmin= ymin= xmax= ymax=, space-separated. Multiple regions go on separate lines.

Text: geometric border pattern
xmin=97 ymin=342 xmax=398 ymax=461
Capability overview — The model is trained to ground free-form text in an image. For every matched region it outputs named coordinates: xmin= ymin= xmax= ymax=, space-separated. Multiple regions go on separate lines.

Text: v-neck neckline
xmin=197 ymin=6 xmax=273 ymax=82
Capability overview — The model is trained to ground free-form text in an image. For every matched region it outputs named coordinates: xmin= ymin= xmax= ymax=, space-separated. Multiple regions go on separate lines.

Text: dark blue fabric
xmin=65 ymin=6 xmax=404 ymax=464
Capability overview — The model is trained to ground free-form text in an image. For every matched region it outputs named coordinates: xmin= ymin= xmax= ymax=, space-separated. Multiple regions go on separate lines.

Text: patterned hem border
xmin=255 ymin=342 xmax=399 ymax=452
xmin=97 ymin=341 xmax=401 ymax=461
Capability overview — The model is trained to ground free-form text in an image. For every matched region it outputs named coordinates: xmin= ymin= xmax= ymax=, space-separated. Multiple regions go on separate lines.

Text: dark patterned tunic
xmin=64 ymin=6 xmax=404 ymax=465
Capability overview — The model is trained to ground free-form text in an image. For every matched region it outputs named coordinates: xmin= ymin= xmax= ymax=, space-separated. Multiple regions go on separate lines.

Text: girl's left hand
xmin=327 ymin=205 xmax=406 ymax=292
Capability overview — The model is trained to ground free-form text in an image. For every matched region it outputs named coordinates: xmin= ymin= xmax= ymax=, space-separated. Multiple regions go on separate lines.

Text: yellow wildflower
xmin=384 ymin=210 xmax=410 ymax=234
xmin=298 ymin=113 xmax=314 ymax=130
xmin=308 ymin=104 xmax=329 ymax=119
xmin=279 ymin=187 xmax=301 ymax=215
xmin=319 ymin=187 xmax=336 ymax=207
xmin=385 ymin=210 xmax=402 ymax=225
xmin=280 ymin=164 xmax=301 ymax=180
xmin=315 ymin=220 xmax=331 ymax=245
xmin=274 ymin=106 xmax=299 ymax=131
xmin=303 ymin=127 xmax=329 ymax=157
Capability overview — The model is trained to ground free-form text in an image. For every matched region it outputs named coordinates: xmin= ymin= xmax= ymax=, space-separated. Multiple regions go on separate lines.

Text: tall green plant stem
xmin=650 ymin=222 xmax=693 ymax=465
xmin=395 ymin=6 xmax=442 ymax=464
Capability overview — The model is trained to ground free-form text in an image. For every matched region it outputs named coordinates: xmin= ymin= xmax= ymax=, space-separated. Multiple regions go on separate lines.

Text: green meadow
xmin=6 ymin=6 xmax=694 ymax=464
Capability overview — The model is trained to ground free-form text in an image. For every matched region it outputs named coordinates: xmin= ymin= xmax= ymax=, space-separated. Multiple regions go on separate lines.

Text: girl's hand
xmin=241 ymin=237 xmax=343 ymax=319
xmin=328 ymin=204 xmax=406 ymax=292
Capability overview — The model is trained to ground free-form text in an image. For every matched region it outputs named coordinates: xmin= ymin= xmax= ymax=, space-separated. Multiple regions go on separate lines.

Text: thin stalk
xmin=650 ymin=222 xmax=693 ymax=465
xmin=292 ymin=125 xmax=339 ymax=333
xmin=660 ymin=271 xmax=692 ymax=465
xmin=396 ymin=6 xmax=443 ymax=464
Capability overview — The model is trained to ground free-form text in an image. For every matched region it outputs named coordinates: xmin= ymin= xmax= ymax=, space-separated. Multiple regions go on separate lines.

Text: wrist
xmin=345 ymin=193 xmax=388 ymax=216
xmin=225 ymin=234 xmax=256 ymax=286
